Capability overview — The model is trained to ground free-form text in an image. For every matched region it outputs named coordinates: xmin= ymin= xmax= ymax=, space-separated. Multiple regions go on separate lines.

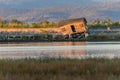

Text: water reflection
xmin=0 ymin=42 xmax=87 ymax=46
xmin=0 ymin=47 xmax=87 ymax=58
xmin=0 ymin=42 xmax=120 ymax=59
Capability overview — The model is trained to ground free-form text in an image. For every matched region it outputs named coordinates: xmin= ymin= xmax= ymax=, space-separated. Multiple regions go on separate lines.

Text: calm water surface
xmin=0 ymin=42 xmax=120 ymax=59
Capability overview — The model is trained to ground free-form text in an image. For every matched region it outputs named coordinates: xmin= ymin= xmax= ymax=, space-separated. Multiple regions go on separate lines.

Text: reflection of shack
xmin=58 ymin=42 xmax=87 ymax=58
xmin=59 ymin=18 xmax=88 ymax=39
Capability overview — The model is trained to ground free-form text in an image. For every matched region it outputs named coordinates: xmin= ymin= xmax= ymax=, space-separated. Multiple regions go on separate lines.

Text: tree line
xmin=88 ymin=18 xmax=120 ymax=29
xmin=0 ymin=18 xmax=120 ymax=28
xmin=0 ymin=18 xmax=58 ymax=28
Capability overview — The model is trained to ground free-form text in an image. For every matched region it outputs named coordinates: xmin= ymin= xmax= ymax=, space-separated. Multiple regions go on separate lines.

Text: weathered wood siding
xmin=59 ymin=21 xmax=87 ymax=35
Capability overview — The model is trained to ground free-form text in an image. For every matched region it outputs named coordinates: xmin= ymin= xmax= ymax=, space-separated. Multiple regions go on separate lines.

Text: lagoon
xmin=0 ymin=42 xmax=120 ymax=59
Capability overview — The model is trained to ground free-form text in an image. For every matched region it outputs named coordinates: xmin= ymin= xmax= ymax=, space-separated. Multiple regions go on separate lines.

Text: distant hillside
xmin=0 ymin=0 xmax=96 ymax=9
xmin=0 ymin=1 xmax=120 ymax=22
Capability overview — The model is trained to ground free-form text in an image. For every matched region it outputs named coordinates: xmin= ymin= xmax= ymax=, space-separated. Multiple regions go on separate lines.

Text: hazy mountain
xmin=0 ymin=1 xmax=120 ymax=22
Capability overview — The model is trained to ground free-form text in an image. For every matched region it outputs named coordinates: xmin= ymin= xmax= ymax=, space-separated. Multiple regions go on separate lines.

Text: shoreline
xmin=0 ymin=39 xmax=120 ymax=43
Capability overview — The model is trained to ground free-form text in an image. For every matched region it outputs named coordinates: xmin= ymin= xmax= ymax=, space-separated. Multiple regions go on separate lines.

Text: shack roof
xmin=58 ymin=18 xmax=87 ymax=26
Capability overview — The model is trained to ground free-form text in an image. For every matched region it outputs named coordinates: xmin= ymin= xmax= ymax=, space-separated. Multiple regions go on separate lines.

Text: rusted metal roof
xmin=58 ymin=17 xmax=87 ymax=26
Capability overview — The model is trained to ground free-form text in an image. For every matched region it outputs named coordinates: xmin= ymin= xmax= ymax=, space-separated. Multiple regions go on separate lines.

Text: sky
xmin=0 ymin=0 xmax=119 ymax=9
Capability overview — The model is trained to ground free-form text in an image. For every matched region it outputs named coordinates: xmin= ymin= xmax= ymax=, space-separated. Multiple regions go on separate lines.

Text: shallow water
xmin=0 ymin=42 xmax=120 ymax=59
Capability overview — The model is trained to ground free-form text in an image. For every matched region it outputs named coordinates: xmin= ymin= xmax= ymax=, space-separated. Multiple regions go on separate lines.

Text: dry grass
xmin=0 ymin=28 xmax=59 ymax=33
xmin=0 ymin=58 xmax=120 ymax=80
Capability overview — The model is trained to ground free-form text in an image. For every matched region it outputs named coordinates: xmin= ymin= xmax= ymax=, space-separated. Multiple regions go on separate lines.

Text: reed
xmin=0 ymin=58 xmax=120 ymax=80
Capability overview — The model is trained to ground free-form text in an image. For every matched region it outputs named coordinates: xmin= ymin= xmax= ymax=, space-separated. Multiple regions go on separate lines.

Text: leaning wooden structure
xmin=58 ymin=18 xmax=88 ymax=39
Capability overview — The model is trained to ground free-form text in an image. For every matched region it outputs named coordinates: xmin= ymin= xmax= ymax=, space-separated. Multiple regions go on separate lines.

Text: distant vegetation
xmin=0 ymin=58 xmax=120 ymax=80
xmin=0 ymin=18 xmax=120 ymax=29
xmin=0 ymin=18 xmax=58 ymax=28
xmin=88 ymin=19 xmax=120 ymax=29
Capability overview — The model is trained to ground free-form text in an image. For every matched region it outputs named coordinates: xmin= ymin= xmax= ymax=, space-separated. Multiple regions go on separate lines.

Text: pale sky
xmin=0 ymin=0 xmax=119 ymax=9
xmin=0 ymin=0 xmax=119 ymax=4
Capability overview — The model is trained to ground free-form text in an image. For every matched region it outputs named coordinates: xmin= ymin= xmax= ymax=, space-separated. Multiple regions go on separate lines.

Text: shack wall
xmin=59 ymin=21 xmax=87 ymax=35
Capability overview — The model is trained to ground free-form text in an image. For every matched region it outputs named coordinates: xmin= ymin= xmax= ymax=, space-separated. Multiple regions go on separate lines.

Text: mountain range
xmin=0 ymin=1 xmax=120 ymax=22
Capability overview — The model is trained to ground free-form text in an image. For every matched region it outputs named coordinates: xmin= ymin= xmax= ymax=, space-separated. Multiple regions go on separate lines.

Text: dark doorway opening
xmin=71 ymin=25 xmax=76 ymax=32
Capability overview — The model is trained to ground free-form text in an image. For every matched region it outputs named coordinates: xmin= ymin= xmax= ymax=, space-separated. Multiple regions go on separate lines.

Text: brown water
xmin=0 ymin=42 xmax=120 ymax=59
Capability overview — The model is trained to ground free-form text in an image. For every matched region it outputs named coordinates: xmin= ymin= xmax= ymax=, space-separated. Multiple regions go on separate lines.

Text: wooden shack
xmin=58 ymin=18 xmax=88 ymax=39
